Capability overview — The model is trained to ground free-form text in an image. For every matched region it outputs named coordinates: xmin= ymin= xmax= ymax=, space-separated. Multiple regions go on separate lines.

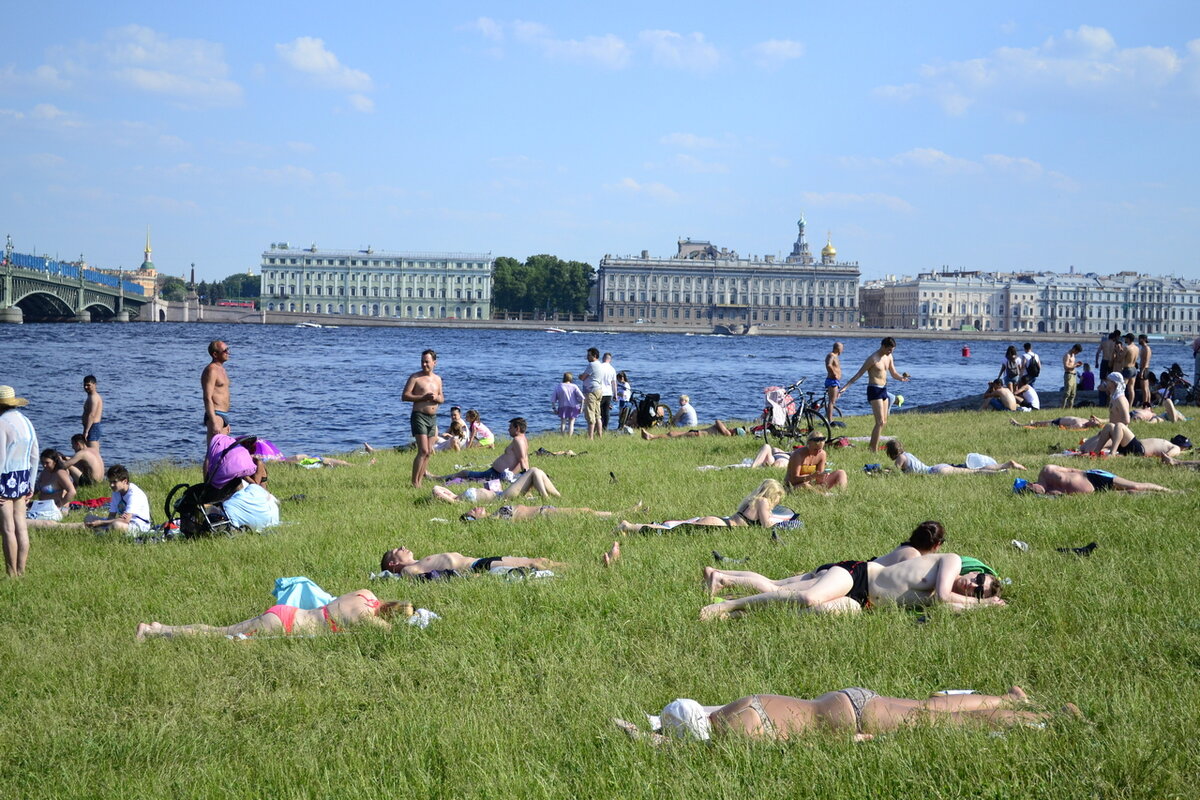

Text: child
xmin=465 ymin=409 xmax=495 ymax=449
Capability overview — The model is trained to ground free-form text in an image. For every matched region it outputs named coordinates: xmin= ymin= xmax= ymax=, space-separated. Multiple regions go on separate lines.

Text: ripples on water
xmin=0 ymin=323 xmax=1118 ymax=467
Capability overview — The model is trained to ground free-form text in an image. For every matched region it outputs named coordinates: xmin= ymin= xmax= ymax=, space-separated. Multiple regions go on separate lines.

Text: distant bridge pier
xmin=72 ymin=309 xmax=91 ymax=323
xmin=0 ymin=306 xmax=23 ymax=324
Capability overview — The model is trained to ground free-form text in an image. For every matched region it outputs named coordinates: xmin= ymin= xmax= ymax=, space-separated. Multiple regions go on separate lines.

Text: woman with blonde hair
xmin=617 ymin=479 xmax=799 ymax=534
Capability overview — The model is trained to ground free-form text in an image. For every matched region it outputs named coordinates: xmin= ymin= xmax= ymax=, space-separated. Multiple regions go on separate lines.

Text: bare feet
xmin=1006 ymin=686 xmax=1030 ymax=705
xmin=1061 ymin=702 xmax=1085 ymax=720
xmin=1009 ymin=418 xmax=1022 ymax=426
xmin=602 ymin=541 xmax=621 ymax=567
xmin=703 ymin=566 xmax=725 ymax=596
xmin=617 ymin=520 xmax=641 ymax=535
xmin=135 ymin=622 xmax=151 ymax=641
xmin=613 ymin=717 xmax=668 ymax=746
xmin=1160 ymin=453 xmax=1178 ymax=466
xmin=363 ymin=442 xmax=376 ymax=453
xmin=640 ymin=428 xmax=651 ymax=440
xmin=699 ymin=601 xmax=733 ymax=621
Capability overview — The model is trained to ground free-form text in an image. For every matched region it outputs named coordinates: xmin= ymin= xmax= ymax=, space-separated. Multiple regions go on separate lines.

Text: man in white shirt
xmin=674 ymin=395 xmax=699 ymax=427
xmin=85 ymin=464 xmax=152 ymax=533
xmin=1020 ymin=343 xmax=1041 ymax=386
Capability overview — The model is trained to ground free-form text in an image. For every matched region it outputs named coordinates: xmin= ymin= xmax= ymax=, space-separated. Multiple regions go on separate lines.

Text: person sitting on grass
xmin=62 ymin=433 xmax=104 ymax=487
xmin=980 ymin=380 xmax=1019 ymax=411
xmin=438 ymin=418 xmax=528 ymax=482
xmin=747 ymin=443 xmax=792 ymax=468
xmin=640 ymin=420 xmax=738 ymax=439
xmin=1014 ymin=464 xmax=1172 ymax=495
xmin=431 ymin=467 xmax=560 ymax=504
xmin=699 ymin=552 xmax=1004 ymax=620
xmin=40 ymin=465 xmax=154 ymax=533
xmin=1011 ymin=415 xmax=1104 ymax=429
xmin=25 ymin=449 xmax=75 ymax=524
xmin=465 ymin=409 xmax=495 ymax=449
xmin=614 ymin=686 xmax=1078 ymax=744
xmin=434 ymin=418 xmax=469 ymax=452
xmin=618 ymin=479 xmax=799 ymax=534
xmin=785 ymin=434 xmax=848 ymax=492
xmin=885 ymin=440 xmax=1025 ymax=475
xmin=379 ymin=547 xmax=566 ymax=578
xmin=136 ymin=589 xmax=410 ymax=640
xmin=704 ymin=520 xmax=945 ymax=597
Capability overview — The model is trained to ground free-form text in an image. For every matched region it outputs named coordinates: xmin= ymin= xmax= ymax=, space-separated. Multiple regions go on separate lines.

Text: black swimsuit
xmin=814 ymin=560 xmax=871 ymax=607
xmin=1084 ymin=469 xmax=1116 ymax=492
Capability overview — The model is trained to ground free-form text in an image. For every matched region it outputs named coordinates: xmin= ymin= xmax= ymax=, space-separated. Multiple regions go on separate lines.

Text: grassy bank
xmin=2 ymin=407 xmax=1198 ymax=799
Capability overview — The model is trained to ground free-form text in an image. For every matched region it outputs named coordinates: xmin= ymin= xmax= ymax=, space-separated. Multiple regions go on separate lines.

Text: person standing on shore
xmin=840 ymin=337 xmax=909 ymax=452
xmin=1062 ymin=345 xmax=1083 ymax=409
xmin=1136 ymin=334 xmax=1153 ymax=408
xmin=825 ymin=342 xmax=843 ymax=418
xmin=1116 ymin=333 xmax=1139 ymax=406
xmin=1020 ymin=343 xmax=1041 ymax=386
xmin=1096 ymin=330 xmax=1120 ymax=407
xmin=81 ymin=375 xmax=103 ymax=454
xmin=201 ymin=340 xmax=231 ymax=442
xmin=581 ymin=348 xmax=603 ymax=440
xmin=0 ymin=386 xmax=38 ymax=577
xmin=402 ymin=349 xmax=444 ymax=488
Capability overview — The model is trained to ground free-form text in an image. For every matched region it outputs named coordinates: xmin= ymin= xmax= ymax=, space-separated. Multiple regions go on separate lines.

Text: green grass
xmin=3 ymin=408 xmax=1199 ymax=799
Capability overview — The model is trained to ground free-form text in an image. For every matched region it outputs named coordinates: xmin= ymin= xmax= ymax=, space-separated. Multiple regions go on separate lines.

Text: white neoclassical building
xmin=597 ymin=217 xmax=861 ymax=332
xmin=259 ymin=243 xmax=493 ymax=320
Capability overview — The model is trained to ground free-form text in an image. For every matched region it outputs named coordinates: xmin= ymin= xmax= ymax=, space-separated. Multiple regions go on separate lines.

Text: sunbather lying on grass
xmin=614 ymin=686 xmax=1079 ymax=744
xmin=379 ymin=547 xmax=566 ymax=578
xmin=618 ymin=479 xmax=799 ymax=534
xmin=1015 ymin=464 xmax=1173 ymax=495
xmin=885 ymin=440 xmax=1024 ymax=474
xmin=135 ymin=589 xmax=409 ymax=640
xmin=431 ymin=467 xmax=561 ymax=504
xmin=704 ymin=520 xmax=945 ymax=597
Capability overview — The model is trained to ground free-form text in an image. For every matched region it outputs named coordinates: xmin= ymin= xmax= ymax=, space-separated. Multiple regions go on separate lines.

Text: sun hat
xmin=0 ymin=385 xmax=29 ymax=407
xmin=660 ymin=698 xmax=712 ymax=740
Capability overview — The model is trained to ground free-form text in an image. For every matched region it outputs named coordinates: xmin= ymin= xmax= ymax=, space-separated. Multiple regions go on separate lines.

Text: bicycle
xmin=758 ymin=378 xmax=832 ymax=447
xmin=618 ymin=390 xmax=672 ymax=430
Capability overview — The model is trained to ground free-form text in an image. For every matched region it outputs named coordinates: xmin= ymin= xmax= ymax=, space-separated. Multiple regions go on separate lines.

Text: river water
xmin=0 ymin=322 xmax=1130 ymax=468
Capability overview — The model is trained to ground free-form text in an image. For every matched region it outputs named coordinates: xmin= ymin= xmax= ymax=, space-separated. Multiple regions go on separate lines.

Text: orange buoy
xmin=962 ymin=346 xmax=971 ymax=357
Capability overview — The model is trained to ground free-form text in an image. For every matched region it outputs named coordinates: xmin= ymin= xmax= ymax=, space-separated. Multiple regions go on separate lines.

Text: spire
xmin=786 ymin=211 xmax=812 ymax=265
xmin=140 ymin=226 xmax=156 ymax=272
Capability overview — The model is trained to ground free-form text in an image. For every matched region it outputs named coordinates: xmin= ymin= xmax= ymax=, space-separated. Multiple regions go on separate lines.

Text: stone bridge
xmin=1 ymin=254 xmax=151 ymax=324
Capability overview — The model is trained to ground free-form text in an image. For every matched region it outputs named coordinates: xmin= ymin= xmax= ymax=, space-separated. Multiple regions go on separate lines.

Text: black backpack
xmin=1026 ymin=356 xmax=1041 ymax=379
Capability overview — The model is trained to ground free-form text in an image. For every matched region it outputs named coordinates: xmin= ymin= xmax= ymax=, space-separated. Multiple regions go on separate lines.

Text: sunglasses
xmin=972 ymin=572 xmax=987 ymax=600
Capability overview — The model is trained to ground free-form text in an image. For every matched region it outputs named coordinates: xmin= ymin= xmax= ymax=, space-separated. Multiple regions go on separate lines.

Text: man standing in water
xmin=840 ymin=337 xmax=909 ymax=452
xmin=201 ymin=341 xmax=231 ymax=442
xmin=824 ymin=342 xmax=843 ymax=419
xmin=402 ymin=349 xmax=444 ymax=488
xmin=81 ymin=375 xmax=103 ymax=454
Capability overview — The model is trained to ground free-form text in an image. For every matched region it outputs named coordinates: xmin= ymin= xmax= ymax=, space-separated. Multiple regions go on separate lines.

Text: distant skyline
xmin=1 ymin=2 xmax=1197 ymax=282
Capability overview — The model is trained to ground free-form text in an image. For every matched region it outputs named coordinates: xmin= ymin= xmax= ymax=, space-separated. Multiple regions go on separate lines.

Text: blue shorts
xmin=462 ymin=467 xmax=502 ymax=481
xmin=85 ymin=422 xmax=103 ymax=442
xmin=825 ymin=378 xmax=841 ymax=389
xmin=989 ymin=397 xmax=1005 ymax=411
xmin=0 ymin=469 xmax=32 ymax=499
xmin=866 ymin=384 xmax=888 ymax=402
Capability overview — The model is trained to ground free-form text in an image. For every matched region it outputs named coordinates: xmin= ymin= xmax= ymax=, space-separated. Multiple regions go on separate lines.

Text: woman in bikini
xmin=704 ymin=520 xmax=945 ymax=597
xmin=617 ymin=479 xmax=799 ymax=534
xmin=26 ymin=449 xmax=76 ymax=524
xmin=616 ymin=686 xmax=1076 ymax=743
xmin=430 ymin=467 xmax=561 ymax=504
xmin=135 ymin=589 xmax=410 ymax=640
xmin=785 ymin=434 xmax=848 ymax=491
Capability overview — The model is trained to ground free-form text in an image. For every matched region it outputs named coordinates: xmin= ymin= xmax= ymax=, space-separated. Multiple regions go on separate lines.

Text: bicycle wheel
xmin=756 ymin=411 xmax=773 ymax=441
xmin=764 ymin=414 xmax=798 ymax=449
xmin=797 ymin=407 xmax=832 ymax=442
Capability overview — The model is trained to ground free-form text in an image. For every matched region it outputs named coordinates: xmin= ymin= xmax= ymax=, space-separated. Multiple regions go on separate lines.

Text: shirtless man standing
xmin=1115 ymin=333 xmax=1139 ymax=406
xmin=1061 ymin=344 xmax=1083 ymax=409
xmin=824 ymin=342 xmax=843 ymax=418
xmin=402 ymin=349 xmax=444 ymax=488
xmin=840 ymin=337 xmax=908 ymax=452
xmin=1136 ymin=334 xmax=1152 ymax=408
xmin=81 ymin=375 xmax=103 ymax=453
xmin=201 ymin=341 xmax=231 ymax=442
xmin=1096 ymin=330 xmax=1121 ymax=407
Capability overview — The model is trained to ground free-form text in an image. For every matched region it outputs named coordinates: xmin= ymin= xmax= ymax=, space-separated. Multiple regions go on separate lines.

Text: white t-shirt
xmin=109 ymin=482 xmax=152 ymax=532
xmin=677 ymin=402 xmax=698 ymax=426
xmin=1019 ymin=386 xmax=1041 ymax=410
xmin=591 ymin=362 xmax=617 ymax=397
xmin=1021 ymin=351 xmax=1040 ymax=372
xmin=222 ymin=483 xmax=280 ymax=530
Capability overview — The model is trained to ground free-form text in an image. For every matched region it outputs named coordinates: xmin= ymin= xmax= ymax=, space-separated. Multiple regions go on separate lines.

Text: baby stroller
xmin=619 ymin=391 xmax=672 ymax=429
xmin=164 ymin=435 xmax=263 ymax=537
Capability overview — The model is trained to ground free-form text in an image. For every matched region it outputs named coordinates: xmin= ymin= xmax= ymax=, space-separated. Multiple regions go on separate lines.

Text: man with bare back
xmin=201 ymin=341 xmax=231 ymax=442
xmin=824 ymin=342 xmax=843 ymax=419
xmin=81 ymin=375 xmax=103 ymax=453
xmin=840 ymin=337 xmax=908 ymax=451
xmin=402 ymin=349 xmax=444 ymax=488
xmin=1136 ymin=334 xmax=1152 ymax=408
xmin=1096 ymin=330 xmax=1121 ymax=406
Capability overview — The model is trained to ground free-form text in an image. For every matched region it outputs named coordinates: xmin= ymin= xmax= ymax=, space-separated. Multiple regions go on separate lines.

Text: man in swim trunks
xmin=1017 ymin=463 xmax=1171 ymax=495
xmin=438 ymin=418 xmax=529 ymax=482
xmin=840 ymin=337 xmax=909 ymax=452
xmin=1116 ymin=333 xmax=1139 ymax=406
xmin=824 ymin=342 xmax=843 ymax=418
xmin=700 ymin=552 xmax=1004 ymax=620
xmin=379 ymin=546 xmax=565 ymax=578
xmin=402 ymin=348 xmax=444 ymax=488
xmin=201 ymin=340 xmax=231 ymax=442
xmin=81 ymin=375 xmax=103 ymax=454
xmin=1096 ymin=329 xmax=1121 ymax=406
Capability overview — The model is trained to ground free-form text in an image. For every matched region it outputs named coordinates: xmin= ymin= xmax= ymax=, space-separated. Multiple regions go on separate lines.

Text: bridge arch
xmin=13 ymin=290 xmax=75 ymax=321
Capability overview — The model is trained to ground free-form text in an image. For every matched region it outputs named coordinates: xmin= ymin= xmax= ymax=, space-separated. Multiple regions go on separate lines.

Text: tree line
xmin=492 ymin=254 xmax=594 ymax=315
xmin=158 ymin=273 xmax=261 ymax=304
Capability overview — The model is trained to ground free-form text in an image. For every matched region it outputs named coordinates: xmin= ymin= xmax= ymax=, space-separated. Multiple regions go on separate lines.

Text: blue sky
xmin=1 ymin=1 xmax=1197 ymax=282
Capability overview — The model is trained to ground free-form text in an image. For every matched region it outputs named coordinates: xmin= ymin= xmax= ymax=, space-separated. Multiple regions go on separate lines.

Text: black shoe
xmin=1055 ymin=542 xmax=1098 ymax=557
xmin=610 ymin=471 xmax=618 ymax=484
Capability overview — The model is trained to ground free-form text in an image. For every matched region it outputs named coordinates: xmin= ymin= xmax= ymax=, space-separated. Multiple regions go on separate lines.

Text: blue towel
xmin=273 ymin=576 xmax=335 ymax=609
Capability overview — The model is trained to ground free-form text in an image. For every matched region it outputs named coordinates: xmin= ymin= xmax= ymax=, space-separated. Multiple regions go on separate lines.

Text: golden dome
xmin=822 ymin=237 xmax=836 ymax=257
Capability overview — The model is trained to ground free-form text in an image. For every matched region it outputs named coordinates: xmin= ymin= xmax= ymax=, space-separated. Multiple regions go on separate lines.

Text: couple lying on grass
xmin=700 ymin=520 xmax=1004 ymax=620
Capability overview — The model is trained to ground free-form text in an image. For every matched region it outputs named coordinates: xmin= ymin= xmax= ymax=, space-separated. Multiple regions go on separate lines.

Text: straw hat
xmin=0 ymin=385 xmax=29 ymax=407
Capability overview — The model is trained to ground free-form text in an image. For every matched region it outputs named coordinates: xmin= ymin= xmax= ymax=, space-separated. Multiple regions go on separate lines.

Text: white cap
xmin=660 ymin=698 xmax=712 ymax=740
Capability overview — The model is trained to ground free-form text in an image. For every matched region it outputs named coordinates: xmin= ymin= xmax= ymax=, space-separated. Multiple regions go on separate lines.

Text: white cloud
xmin=30 ymin=103 xmax=65 ymax=120
xmin=286 ymin=141 xmax=316 ymax=154
xmin=639 ymin=30 xmax=720 ymax=72
xmin=0 ymin=64 xmax=70 ymax=91
xmin=660 ymin=132 xmax=718 ymax=149
xmin=348 ymin=93 xmax=375 ymax=113
xmin=97 ymin=25 xmax=242 ymax=107
xmin=276 ymin=37 xmax=373 ymax=91
xmin=983 ymin=154 xmax=1078 ymax=190
xmin=242 ymin=165 xmax=316 ymax=185
xmin=840 ymin=146 xmax=1078 ymax=191
xmin=750 ymin=39 xmax=805 ymax=70
xmin=891 ymin=147 xmax=980 ymax=173
xmin=612 ymin=177 xmax=679 ymax=202
xmin=801 ymin=191 xmax=914 ymax=213
xmin=473 ymin=17 xmax=505 ymax=42
xmin=674 ymin=154 xmax=728 ymax=174
xmin=511 ymin=21 xmax=631 ymax=69
xmin=875 ymin=25 xmax=1195 ymax=116
xmin=27 ymin=153 xmax=66 ymax=168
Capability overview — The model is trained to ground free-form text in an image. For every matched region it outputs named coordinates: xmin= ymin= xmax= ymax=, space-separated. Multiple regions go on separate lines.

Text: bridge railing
xmin=7 ymin=252 xmax=145 ymax=296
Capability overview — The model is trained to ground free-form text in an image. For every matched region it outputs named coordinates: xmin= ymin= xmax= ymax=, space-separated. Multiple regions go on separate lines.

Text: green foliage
xmin=493 ymin=254 xmax=594 ymax=314
xmin=158 ymin=276 xmax=186 ymax=302
xmin=3 ymin=410 xmax=1199 ymax=798
xmin=222 ymin=272 xmax=261 ymax=299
